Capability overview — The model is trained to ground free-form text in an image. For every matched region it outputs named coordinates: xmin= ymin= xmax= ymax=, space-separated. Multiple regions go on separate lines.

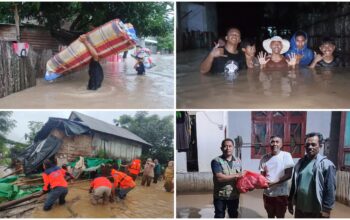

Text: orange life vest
xmin=111 ymin=169 xmax=136 ymax=189
xmin=42 ymin=167 xmax=68 ymax=191
xmin=128 ymin=159 xmax=141 ymax=175
xmin=90 ymin=177 xmax=112 ymax=189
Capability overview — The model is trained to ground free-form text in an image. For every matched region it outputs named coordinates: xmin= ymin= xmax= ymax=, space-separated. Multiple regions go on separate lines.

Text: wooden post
xmin=13 ymin=4 xmax=20 ymax=41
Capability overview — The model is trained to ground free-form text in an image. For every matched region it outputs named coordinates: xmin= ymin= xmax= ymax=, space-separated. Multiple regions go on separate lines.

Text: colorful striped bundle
xmin=45 ymin=19 xmax=136 ymax=80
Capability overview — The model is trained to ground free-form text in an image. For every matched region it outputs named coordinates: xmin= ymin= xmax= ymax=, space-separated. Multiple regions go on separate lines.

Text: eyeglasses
xmin=305 ymin=143 xmax=318 ymax=147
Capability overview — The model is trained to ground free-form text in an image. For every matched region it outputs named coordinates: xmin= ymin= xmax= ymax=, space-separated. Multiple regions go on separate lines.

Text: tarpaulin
xmin=22 ymin=135 xmax=63 ymax=175
xmin=0 ymin=183 xmax=42 ymax=203
xmin=34 ymin=118 xmax=91 ymax=143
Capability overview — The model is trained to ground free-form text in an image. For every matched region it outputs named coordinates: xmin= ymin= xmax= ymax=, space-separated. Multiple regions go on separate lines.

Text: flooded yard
xmin=1 ymin=178 xmax=173 ymax=218
xmin=177 ymin=190 xmax=350 ymax=218
xmin=177 ymin=49 xmax=350 ymax=109
xmin=0 ymin=54 xmax=174 ymax=109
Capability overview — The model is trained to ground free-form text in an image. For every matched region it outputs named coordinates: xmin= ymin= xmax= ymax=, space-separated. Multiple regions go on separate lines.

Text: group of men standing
xmin=211 ymin=132 xmax=336 ymax=218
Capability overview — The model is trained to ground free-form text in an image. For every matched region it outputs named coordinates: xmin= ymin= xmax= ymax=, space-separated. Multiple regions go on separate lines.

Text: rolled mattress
xmin=45 ymin=19 xmax=137 ymax=81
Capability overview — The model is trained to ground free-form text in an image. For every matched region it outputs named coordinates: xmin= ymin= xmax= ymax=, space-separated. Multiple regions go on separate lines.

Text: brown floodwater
xmin=177 ymin=190 xmax=350 ymax=218
xmin=30 ymin=179 xmax=173 ymax=218
xmin=0 ymin=54 xmax=174 ymax=109
xmin=177 ymin=49 xmax=350 ymax=109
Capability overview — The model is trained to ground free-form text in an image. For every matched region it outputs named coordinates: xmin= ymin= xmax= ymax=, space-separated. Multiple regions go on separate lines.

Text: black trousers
xmin=213 ymin=198 xmax=239 ymax=218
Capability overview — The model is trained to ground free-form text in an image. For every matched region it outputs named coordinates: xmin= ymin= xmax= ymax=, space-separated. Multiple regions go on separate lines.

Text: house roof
xmin=69 ymin=111 xmax=151 ymax=147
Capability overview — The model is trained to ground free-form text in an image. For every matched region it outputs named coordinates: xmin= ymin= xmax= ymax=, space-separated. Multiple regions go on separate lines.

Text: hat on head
xmin=262 ymin=36 xmax=290 ymax=54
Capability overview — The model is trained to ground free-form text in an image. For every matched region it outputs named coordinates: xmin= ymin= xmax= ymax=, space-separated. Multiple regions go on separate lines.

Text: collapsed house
xmin=19 ymin=111 xmax=151 ymax=174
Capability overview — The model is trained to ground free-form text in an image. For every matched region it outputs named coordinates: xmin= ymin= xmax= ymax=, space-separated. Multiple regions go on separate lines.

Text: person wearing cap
xmin=258 ymin=36 xmax=297 ymax=69
xmin=200 ymin=27 xmax=245 ymax=74
xmin=42 ymin=159 xmax=68 ymax=211
xmin=285 ymin=31 xmax=314 ymax=67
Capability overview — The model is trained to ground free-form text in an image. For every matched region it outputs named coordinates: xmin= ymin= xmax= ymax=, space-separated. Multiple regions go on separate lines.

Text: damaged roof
xmin=69 ymin=111 xmax=151 ymax=146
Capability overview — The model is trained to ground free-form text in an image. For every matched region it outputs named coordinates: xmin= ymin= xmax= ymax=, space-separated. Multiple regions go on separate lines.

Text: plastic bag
xmin=236 ymin=170 xmax=269 ymax=193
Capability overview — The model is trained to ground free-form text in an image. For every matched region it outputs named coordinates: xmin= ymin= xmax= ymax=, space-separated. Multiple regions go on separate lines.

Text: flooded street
xmin=177 ymin=49 xmax=350 ymax=109
xmin=0 ymin=54 xmax=174 ymax=109
xmin=177 ymin=190 xmax=350 ymax=218
xmin=29 ymin=179 xmax=173 ymax=218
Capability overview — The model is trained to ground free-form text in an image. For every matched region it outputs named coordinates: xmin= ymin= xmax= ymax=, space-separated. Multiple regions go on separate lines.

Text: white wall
xmin=306 ymin=111 xmax=332 ymax=155
xmin=176 ymin=152 xmax=187 ymax=173
xmin=177 ymin=111 xmax=333 ymax=173
xmin=196 ymin=112 xmax=225 ymax=172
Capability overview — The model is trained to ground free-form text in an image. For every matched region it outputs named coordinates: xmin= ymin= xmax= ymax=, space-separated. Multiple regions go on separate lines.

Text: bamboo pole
xmin=0 ymin=191 xmax=43 ymax=211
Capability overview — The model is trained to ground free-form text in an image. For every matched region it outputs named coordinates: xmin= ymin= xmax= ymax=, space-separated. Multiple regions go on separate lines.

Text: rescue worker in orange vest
xmin=89 ymin=175 xmax=115 ymax=205
xmin=128 ymin=158 xmax=141 ymax=181
xmin=111 ymin=169 xmax=136 ymax=200
xmin=42 ymin=159 xmax=68 ymax=211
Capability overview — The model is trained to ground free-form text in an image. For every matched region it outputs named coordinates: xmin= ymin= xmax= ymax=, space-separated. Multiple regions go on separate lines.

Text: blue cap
xmin=44 ymin=71 xmax=61 ymax=81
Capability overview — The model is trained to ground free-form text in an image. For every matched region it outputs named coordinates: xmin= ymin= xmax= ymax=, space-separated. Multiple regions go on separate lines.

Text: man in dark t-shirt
xmin=200 ymin=27 xmax=245 ymax=74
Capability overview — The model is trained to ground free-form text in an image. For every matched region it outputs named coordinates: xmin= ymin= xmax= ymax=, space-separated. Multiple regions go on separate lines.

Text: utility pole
xmin=14 ymin=3 xmax=20 ymax=41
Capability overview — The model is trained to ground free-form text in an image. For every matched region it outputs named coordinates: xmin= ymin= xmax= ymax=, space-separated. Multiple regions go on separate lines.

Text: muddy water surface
xmin=0 ymin=54 xmax=174 ymax=109
xmin=177 ymin=49 xmax=350 ymax=109
xmin=177 ymin=190 xmax=350 ymax=218
xmin=31 ymin=179 xmax=173 ymax=218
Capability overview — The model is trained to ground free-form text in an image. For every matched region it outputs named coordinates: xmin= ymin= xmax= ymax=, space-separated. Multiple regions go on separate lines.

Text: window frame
xmin=251 ymin=111 xmax=307 ymax=159
xmin=339 ymin=111 xmax=350 ymax=171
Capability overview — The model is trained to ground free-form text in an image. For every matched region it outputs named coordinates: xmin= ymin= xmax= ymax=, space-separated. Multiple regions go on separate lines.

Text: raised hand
xmin=210 ymin=42 xmax=227 ymax=58
xmin=287 ymin=53 xmax=297 ymax=67
xmin=257 ymin=51 xmax=270 ymax=65
xmin=313 ymin=51 xmax=323 ymax=63
xmin=79 ymin=34 xmax=87 ymax=42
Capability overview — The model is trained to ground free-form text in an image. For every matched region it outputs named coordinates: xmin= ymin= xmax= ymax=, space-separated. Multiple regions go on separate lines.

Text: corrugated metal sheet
xmin=0 ymin=25 xmax=17 ymax=41
xmin=69 ymin=111 xmax=152 ymax=147
xmin=21 ymin=26 xmax=60 ymax=52
xmin=0 ymin=24 xmax=60 ymax=52
xmin=92 ymin=132 xmax=142 ymax=161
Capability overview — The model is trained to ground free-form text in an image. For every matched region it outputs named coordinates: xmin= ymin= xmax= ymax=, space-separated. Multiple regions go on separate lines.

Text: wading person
xmin=141 ymin=158 xmax=155 ymax=186
xmin=153 ymin=159 xmax=161 ymax=184
xmin=42 ymin=160 xmax=68 ymax=211
xmin=285 ymin=31 xmax=314 ymax=67
xmin=309 ymin=37 xmax=342 ymax=68
xmin=288 ymin=132 xmax=336 ymax=218
xmin=164 ymin=161 xmax=174 ymax=192
xmin=241 ymin=38 xmax=259 ymax=68
xmin=89 ymin=175 xmax=114 ymax=205
xmin=200 ymin=27 xmax=245 ymax=74
xmin=79 ymin=34 xmax=104 ymax=90
xmin=258 ymin=36 xmax=297 ymax=69
xmin=111 ymin=169 xmax=136 ymax=200
xmin=211 ymin=138 xmax=243 ymax=218
xmin=259 ymin=136 xmax=294 ymax=218
xmin=127 ymin=157 xmax=141 ymax=181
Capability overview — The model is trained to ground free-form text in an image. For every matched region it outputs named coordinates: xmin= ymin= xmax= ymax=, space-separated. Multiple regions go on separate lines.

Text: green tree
xmin=0 ymin=2 xmax=173 ymax=37
xmin=24 ymin=121 xmax=44 ymax=144
xmin=0 ymin=111 xmax=17 ymax=165
xmin=114 ymin=112 xmax=173 ymax=164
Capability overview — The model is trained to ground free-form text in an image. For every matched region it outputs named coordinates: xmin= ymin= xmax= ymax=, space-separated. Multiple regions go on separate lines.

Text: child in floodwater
xmin=309 ymin=37 xmax=342 ymax=68
xmin=241 ymin=38 xmax=259 ymax=68
xmin=134 ymin=57 xmax=145 ymax=75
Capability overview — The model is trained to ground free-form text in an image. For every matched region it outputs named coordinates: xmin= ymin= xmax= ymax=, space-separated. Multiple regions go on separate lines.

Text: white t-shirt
xmin=259 ymin=151 xmax=294 ymax=197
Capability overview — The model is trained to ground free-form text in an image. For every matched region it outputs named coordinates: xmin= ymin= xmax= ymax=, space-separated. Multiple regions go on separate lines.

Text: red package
xmin=236 ymin=171 xmax=269 ymax=193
